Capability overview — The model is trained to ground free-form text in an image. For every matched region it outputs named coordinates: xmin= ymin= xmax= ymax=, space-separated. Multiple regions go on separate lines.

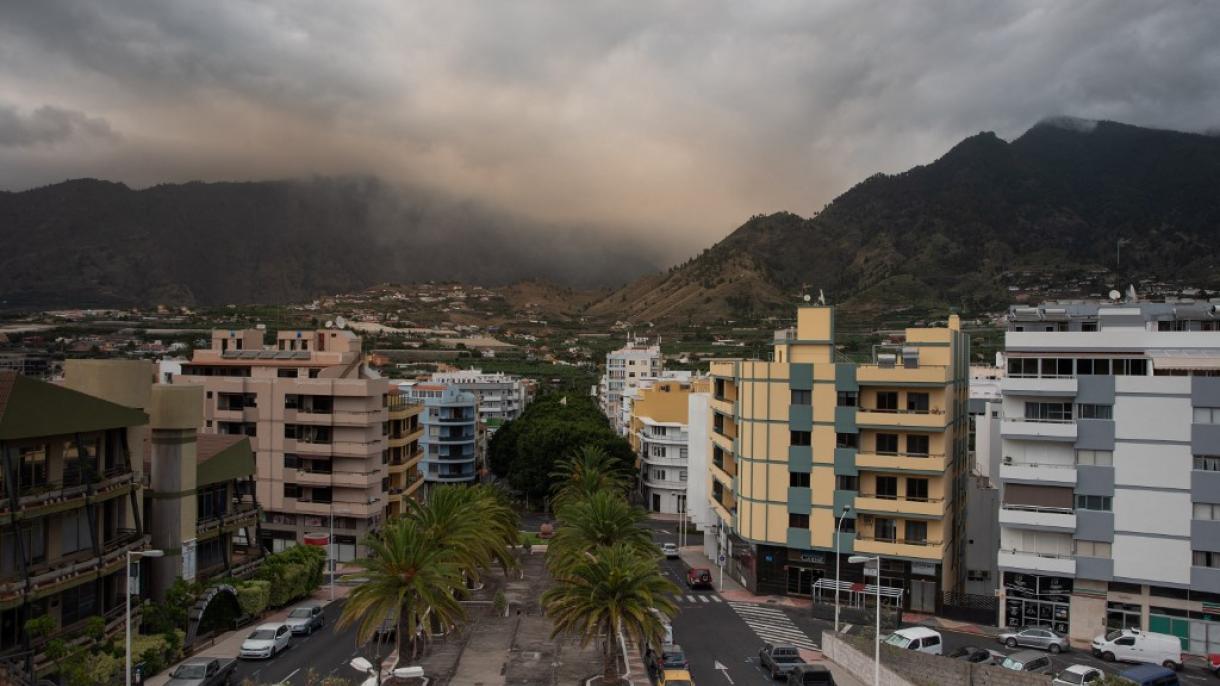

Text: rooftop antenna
xmin=817 ymin=289 xmax=827 ymax=306
xmin=803 ymin=294 xmax=812 ymax=303
xmin=1126 ymin=284 xmax=1138 ymax=303
xmin=335 ymin=315 xmax=348 ymax=329
xmin=325 ymin=320 xmax=335 ymax=329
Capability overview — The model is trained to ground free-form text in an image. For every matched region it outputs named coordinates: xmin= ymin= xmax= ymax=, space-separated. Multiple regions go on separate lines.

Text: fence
xmin=941 ymin=590 xmax=999 ymax=625
xmin=821 ymin=632 xmax=1054 ymax=686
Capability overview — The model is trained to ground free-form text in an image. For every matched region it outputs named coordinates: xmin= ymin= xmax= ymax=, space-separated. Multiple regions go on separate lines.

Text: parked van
xmin=1090 ymin=629 xmax=1182 ymax=670
xmin=1116 ymin=664 xmax=1180 ymax=686
xmin=882 ymin=627 xmax=943 ymax=655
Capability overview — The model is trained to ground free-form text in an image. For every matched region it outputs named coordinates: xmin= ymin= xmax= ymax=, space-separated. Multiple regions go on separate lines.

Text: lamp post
xmin=127 ymin=549 xmax=164 ymax=686
xmin=848 ymin=554 xmax=881 ymax=686
xmin=833 ymin=505 xmax=852 ymax=631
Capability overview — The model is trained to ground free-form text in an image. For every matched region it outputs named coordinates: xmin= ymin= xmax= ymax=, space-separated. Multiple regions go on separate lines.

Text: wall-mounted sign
xmin=182 ymin=538 xmax=197 ymax=582
xmin=911 ymin=562 xmax=937 ymax=577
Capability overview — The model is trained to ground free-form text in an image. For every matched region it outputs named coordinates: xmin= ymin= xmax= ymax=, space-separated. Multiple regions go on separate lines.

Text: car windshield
xmin=289 ymin=608 xmax=313 ymax=618
xmin=172 ymin=665 xmax=207 ymax=678
xmin=249 ymin=629 xmax=276 ymax=640
xmin=1057 ymin=671 xmax=1088 ymax=685
xmin=1001 ymin=656 xmax=1025 ymax=670
xmin=663 ymin=651 xmax=686 ymax=665
xmin=883 ymin=634 xmax=911 ymax=649
xmin=1105 ymin=630 xmax=1124 ymax=641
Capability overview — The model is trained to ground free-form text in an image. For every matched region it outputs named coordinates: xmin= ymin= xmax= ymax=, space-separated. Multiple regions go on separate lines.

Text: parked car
xmin=946 ymin=645 xmax=1000 ymax=664
xmin=1091 ymin=629 xmax=1182 ymax=670
xmin=661 ymin=543 xmax=680 ymax=559
xmin=646 ymin=644 xmax=688 ymax=676
xmin=1051 ymin=664 xmax=1104 ymax=685
xmin=758 ymin=643 xmax=804 ymax=680
xmin=1209 ymin=652 xmax=1220 ymax=676
xmin=285 ymin=602 xmax=325 ymax=635
xmin=165 ymin=657 xmax=236 ymax=686
xmin=786 ymin=664 xmax=836 ymax=685
xmin=687 ymin=568 xmax=713 ymax=589
xmin=998 ymin=650 xmax=1054 ymax=675
xmin=240 ymin=623 xmax=292 ymax=659
xmin=882 ymin=627 xmax=943 ymax=655
xmin=1116 ymin=664 xmax=1180 ymax=686
xmin=657 ymin=668 xmax=694 ymax=686
xmin=650 ymin=607 xmax=674 ymax=648
xmin=998 ymin=626 xmax=1071 ymax=654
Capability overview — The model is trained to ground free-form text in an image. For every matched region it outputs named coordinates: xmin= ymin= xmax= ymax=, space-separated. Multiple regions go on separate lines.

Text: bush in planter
xmin=235 ymin=580 xmax=272 ymax=616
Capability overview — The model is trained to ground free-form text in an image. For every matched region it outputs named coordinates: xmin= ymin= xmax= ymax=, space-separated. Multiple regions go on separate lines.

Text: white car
xmin=661 ymin=543 xmax=680 ymax=559
xmin=883 ymin=627 xmax=943 ymax=655
xmin=1091 ymin=628 xmax=1183 ymax=670
xmin=240 ymin=623 xmax=291 ymax=659
xmin=1052 ymin=664 xmax=1104 ymax=685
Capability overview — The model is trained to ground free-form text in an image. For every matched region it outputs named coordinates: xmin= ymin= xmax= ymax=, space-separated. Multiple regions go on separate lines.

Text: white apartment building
xmin=429 ymin=368 xmax=534 ymax=435
xmin=965 ymin=362 xmax=1004 ymax=597
xmin=997 ymin=301 xmax=1220 ymax=655
xmin=600 ymin=337 xmax=663 ymax=435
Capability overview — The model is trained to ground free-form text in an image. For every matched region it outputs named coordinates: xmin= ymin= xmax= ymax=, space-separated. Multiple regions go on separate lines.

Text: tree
xmin=408 ymin=484 xmax=520 ymax=582
xmin=547 ymin=491 xmax=655 ymax=575
xmin=550 ymin=445 xmax=630 ymax=511
xmin=542 ymin=544 xmax=678 ymax=683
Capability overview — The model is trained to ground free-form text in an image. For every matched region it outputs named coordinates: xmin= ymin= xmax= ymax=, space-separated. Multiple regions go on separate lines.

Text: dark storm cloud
xmin=0 ymin=1 xmax=1217 ymax=256
xmin=0 ymin=103 xmax=117 ymax=147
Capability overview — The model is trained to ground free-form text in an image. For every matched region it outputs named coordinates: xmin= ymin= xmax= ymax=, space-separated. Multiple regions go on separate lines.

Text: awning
xmin=1150 ymin=354 xmax=1220 ymax=371
xmin=813 ymin=578 xmax=905 ymax=601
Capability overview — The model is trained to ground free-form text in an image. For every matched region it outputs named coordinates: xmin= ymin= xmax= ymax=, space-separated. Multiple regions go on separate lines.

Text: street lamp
xmin=833 ymin=506 xmax=852 ymax=632
xmin=127 ymin=549 xmax=164 ymax=686
xmin=848 ymin=554 xmax=881 ymax=686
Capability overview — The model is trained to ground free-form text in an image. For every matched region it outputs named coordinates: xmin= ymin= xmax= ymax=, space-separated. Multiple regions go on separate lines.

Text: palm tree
xmin=410 ymin=484 xmax=519 ymax=583
xmin=543 ymin=543 xmax=679 ymax=683
xmin=337 ymin=517 xmax=466 ymax=662
xmin=550 ymin=445 xmax=630 ymax=510
xmin=547 ymin=490 xmax=656 ymax=575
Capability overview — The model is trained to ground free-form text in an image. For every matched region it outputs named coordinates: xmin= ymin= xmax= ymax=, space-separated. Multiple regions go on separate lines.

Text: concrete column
xmin=148 ymin=385 xmax=202 ymax=600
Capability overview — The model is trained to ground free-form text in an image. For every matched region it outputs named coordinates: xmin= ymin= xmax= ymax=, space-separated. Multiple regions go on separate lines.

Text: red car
xmin=1209 ymin=653 xmax=1219 ymax=676
xmin=686 ymin=568 xmax=713 ymax=589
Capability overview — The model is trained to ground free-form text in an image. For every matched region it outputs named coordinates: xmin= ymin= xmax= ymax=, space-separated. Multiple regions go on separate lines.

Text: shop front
xmin=1003 ymin=572 xmax=1072 ymax=634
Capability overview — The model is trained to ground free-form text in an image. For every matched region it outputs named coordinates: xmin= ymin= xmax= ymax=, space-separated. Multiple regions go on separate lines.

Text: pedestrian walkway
xmin=729 ymin=601 xmax=819 ymax=651
xmin=670 ymin=592 xmax=723 ymax=605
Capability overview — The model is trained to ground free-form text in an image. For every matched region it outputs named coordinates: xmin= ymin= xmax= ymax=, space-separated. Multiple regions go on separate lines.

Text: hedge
xmin=235 ymin=580 xmax=272 ymax=617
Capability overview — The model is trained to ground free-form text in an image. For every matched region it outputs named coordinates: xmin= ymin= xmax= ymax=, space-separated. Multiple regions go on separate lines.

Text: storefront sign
xmin=911 ymin=562 xmax=936 ymax=577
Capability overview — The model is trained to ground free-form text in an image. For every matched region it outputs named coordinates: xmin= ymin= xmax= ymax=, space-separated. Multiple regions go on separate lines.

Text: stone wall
xmin=821 ymin=632 xmax=1054 ymax=686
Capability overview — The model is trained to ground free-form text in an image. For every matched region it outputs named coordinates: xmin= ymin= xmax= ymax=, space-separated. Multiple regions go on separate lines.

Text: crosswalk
xmin=671 ymin=593 xmax=724 ymax=604
xmin=728 ymin=601 xmax=819 ymax=651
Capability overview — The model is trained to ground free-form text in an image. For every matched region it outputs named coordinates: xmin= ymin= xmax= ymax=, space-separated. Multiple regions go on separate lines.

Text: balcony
xmin=855 ymin=408 xmax=948 ymax=430
xmin=389 ymin=452 xmax=423 ymax=474
xmin=1001 ymin=417 xmax=1077 ymax=442
xmin=1001 ymin=377 xmax=1078 ymax=397
xmin=998 ymin=549 xmax=1076 ymax=575
xmin=432 ymin=432 xmax=476 ymax=444
xmin=432 ymin=413 xmax=476 ymax=425
xmin=999 ymin=461 xmax=1077 ymax=486
xmin=854 ymin=494 xmax=945 ymax=518
xmin=330 ymin=469 xmax=382 ymax=488
xmin=710 ymin=396 xmax=735 ymax=417
xmin=2 ymin=468 xmax=139 ymax=524
xmin=642 ymin=429 xmax=689 ymax=444
xmin=856 ymin=364 xmax=950 ymax=386
xmin=710 ymin=429 xmax=733 ymax=453
xmin=387 ymin=427 xmax=423 ymax=448
xmin=331 ymin=409 xmax=384 ymax=426
xmin=855 ymin=451 xmax=947 ymax=473
xmin=293 ymin=498 xmax=381 ymax=517
xmin=1 ymin=530 xmax=147 ymax=609
xmin=854 ymin=535 xmax=944 ymax=560
xmin=196 ymin=502 xmax=259 ymax=538
xmin=998 ymin=505 xmax=1076 ymax=532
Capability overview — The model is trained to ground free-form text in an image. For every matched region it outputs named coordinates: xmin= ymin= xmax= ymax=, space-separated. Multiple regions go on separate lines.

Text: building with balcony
xmin=629 ymin=378 xmax=704 ymax=514
xmin=385 ymin=391 xmax=424 ymax=518
xmin=705 ymin=306 xmax=970 ymax=615
xmin=172 ymin=328 xmax=390 ymax=560
xmin=0 ymin=370 xmax=151 ymax=684
xmin=997 ymin=302 xmax=1220 ymax=654
xmin=398 ymin=382 xmax=479 ymax=486
xmin=429 ymin=368 xmax=535 ymax=437
xmin=599 ymin=337 xmax=663 ymax=435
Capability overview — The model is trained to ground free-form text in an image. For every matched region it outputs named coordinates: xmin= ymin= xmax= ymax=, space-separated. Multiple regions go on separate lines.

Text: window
xmin=1194 ymin=551 xmax=1220 ymax=568
xmin=876 ymin=476 xmax=898 ymax=499
xmin=905 ymin=434 xmax=930 ymax=456
xmin=60 ymin=509 xmax=92 ymax=555
xmin=1041 ymin=358 xmax=1073 ymax=377
xmin=1077 ymin=404 xmax=1113 ymax=420
xmin=308 ymin=369 xmax=320 ymax=379
xmin=1076 ymin=450 xmax=1113 ymax=466
xmin=1195 ymin=408 xmax=1220 ymax=424
xmin=1195 ymin=455 xmax=1220 ymax=471
xmin=1075 ymin=495 xmax=1112 ymax=511
xmin=679 ymin=470 xmax=687 ymax=482
xmin=1081 ymin=321 xmax=1098 ymax=332
xmin=653 ymin=469 xmax=666 ymax=481
xmin=791 ymin=389 xmax=811 ymax=405
xmin=836 ymin=475 xmax=858 ymax=490
xmin=876 ymin=433 xmax=899 ymax=454
xmin=651 ymin=445 xmax=665 ymax=458
xmin=17 ymin=445 xmax=48 ymax=491
xmin=789 ymin=513 xmax=809 ymax=529
xmin=1194 ymin=503 xmax=1220 ymax=520
xmin=284 ymin=454 xmax=299 ymax=469
xmin=836 ymin=433 xmax=858 ymax=449
xmin=837 ymin=391 xmax=858 ymax=407
xmin=874 ymin=518 xmax=897 ymax=541
xmin=876 ymin=392 xmax=898 ymax=411
xmin=1008 ymin=358 xmax=1039 ymax=378
xmin=906 ymin=478 xmax=929 ymax=502
xmin=1078 ymin=358 xmax=1108 ymax=375
xmin=790 ymin=472 xmax=811 ymax=488
xmin=284 ymin=483 xmax=300 ymax=498
xmin=905 ymin=521 xmax=927 ymax=544
xmin=285 ymin=394 xmax=300 ymax=409
xmin=906 ymin=393 xmax=929 ymax=413
xmin=1025 ymin=402 xmax=1072 ymax=421
xmin=1075 ymin=540 xmax=1112 ymax=558
xmin=60 ymin=583 xmax=97 ymax=626
xmin=278 ymin=368 xmax=298 ymax=378
xmin=790 ymin=430 xmax=811 ymax=446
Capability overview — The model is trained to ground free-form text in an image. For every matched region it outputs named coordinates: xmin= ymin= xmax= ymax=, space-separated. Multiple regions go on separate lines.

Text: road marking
xmin=842 ymin=623 xmax=853 ymax=633
xmin=710 ymin=595 xmax=723 ymax=603
xmin=699 ymin=595 xmax=710 ymax=603
xmin=727 ymin=602 xmax=819 ymax=651
xmin=278 ymin=668 xmax=300 ymax=685
xmin=714 ymin=659 xmax=734 ymax=684
xmin=686 ymin=594 xmax=697 ymax=603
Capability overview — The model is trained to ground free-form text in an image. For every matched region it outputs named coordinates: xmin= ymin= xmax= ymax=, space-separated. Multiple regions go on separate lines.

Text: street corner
xmin=797 ymin=647 xmax=824 ymax=663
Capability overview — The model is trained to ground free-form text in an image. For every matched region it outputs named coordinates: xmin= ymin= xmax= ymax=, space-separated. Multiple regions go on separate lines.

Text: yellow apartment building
xmin=708 ymin=306 xmax=969 ymax=613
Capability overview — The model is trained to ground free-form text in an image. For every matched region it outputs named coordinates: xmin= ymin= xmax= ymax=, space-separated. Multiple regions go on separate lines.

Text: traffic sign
xmin=717 ymin=554 xmax=726 ymax=564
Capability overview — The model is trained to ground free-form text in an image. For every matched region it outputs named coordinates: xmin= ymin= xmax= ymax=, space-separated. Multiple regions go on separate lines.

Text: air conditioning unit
xmin=1003 ymin=456 xmax=1014 ymax=465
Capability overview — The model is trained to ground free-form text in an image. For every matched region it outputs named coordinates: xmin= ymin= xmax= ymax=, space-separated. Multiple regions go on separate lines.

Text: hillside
xmin=0 ymin=178 xmax=658 ymax=309
xmin=588 ymin=119 xmax=1220 ymax=324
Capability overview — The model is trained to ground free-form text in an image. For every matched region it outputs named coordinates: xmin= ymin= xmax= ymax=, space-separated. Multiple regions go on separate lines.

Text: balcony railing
xmin=857 ymin=493 xmax=943 ymax=504
xmin=856 ymin=535 xmax=942 ymax=547
xmin=858 ymin=407 xmax=945 ymax=416
xmin=999 ymin=548 xmax=1072 ymax=560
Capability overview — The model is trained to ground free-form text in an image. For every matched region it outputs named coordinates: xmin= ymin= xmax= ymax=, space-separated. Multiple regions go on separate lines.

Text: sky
xmin=1 ymin=1 xmax=1218 ymax=258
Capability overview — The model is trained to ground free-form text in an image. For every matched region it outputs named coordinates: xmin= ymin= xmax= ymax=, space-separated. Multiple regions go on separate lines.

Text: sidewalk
xmin=678 ymin=546 xmax=813 ymax=610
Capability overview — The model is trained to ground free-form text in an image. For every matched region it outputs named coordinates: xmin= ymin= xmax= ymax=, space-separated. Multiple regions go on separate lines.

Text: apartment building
xmin=964 ymin=364 xmax=1004 ymax=597
xmin=630 ymin=379 xmax=696 ymax=514
xmin=707 ymin=306 xmax=969 ymax=614
xmin=429 ymin=368 xmax=534 ymax=436
xmin=599 ymin=337 xmax=663 ymax=435
xmin=997 ymin=302 xmax=1220 ymax=654
xmin=385 ymin=390 xmax=425 ymax=517
xmin=174 ymin=328 xmax=393 ymax=559
xmin=0 ymin=370 xmax=150 ymax=683
xmin=399 ymin=382 xmax=479 ymax=485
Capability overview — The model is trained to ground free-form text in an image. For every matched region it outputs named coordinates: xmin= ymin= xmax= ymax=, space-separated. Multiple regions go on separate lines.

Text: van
xmin=1091 ymin=629 xmax=1182 ymax=670
xmin=882 ymin=627 xmax=943 ymax=655
xmin=1116 ymin=664 xmax=1180 ymax=686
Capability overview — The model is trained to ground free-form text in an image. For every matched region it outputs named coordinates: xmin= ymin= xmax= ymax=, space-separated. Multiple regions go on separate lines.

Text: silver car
xmin=998 ymin=627 xmax=1071 ymax=654
xmin=1000 ymin=650 xmax=1054 ymax=675
xmin=285 ymin=603 xmax=325 ymax=635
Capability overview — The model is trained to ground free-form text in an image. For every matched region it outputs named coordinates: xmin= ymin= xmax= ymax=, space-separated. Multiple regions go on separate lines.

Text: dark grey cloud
xmin=0 ymin=103 xmax=117 ymax=147
xmin=0 ymin=1 xmax=1217 ymax=258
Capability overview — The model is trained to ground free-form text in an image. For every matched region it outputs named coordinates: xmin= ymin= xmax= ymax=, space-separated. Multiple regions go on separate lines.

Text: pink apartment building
xmin=173 ymin=328 xmax=422 ymax=560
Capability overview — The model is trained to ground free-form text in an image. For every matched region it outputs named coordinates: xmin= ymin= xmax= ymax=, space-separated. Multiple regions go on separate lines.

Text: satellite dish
xmin=335 ymin=315 xmax=347 ymax=329
xmin=1108 ymin=290 xmax=1121 ymax=301
xmin=803 ymin=294 xmax=812 ymax=302
xmin=325 ymin=320 xmax=335 ymax=329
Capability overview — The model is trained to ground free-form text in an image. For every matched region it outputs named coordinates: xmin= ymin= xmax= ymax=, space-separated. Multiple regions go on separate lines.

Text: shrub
xmin=23 ymin=614 xmax=56 ymax=639
xmin=256 ymin=545 xmax=326 ymax=606
xmin=63 ymin=651 xmax=120 ymax=686
xmin=235 ymin=580 xmax=272 ymax=616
